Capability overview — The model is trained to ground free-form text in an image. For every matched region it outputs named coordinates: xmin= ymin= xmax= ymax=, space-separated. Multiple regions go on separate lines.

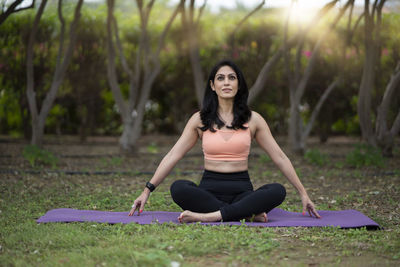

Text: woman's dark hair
xmin=199 ymin=60 xmax=251 ymax=132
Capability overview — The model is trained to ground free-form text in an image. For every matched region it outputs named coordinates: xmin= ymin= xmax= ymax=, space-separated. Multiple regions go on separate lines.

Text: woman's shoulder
xmin=187 ymin=111 xmax=203 ymax=127
xmin=190 ymin=111 xmax=201 ymax=121
xmin=249 ymin=110 xmax=265 ymax=123
xmin=248 ymin=110 xmax=268 ymax=131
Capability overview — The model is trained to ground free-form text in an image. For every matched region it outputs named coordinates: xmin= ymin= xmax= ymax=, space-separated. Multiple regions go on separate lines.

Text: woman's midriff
xmin=204 ymin=159 xmax=248 ymax=173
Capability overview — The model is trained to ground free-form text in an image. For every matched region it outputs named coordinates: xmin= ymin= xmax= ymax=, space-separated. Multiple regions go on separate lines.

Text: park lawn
xmin=0 ymin=136 xmax=399 ymax=266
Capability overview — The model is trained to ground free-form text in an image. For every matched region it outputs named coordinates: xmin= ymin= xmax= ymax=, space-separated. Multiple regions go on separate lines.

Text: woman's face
xmin=210 ymin=65 xmax=238 ymax=100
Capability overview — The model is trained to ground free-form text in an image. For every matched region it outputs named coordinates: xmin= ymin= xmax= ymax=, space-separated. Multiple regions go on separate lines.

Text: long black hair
xmin=199 ymin=60 xmax=251 ymax=132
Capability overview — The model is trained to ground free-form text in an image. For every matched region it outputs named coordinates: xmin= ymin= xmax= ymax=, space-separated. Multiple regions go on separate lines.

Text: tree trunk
xmin=357 ymin=0 xmax=386 ymax=147
xmin=107 ymin=0 xmax=182 ymax=152
xmin=31 ymin=119 xmax=45 ymax=146
xmin=26 ymin=0 xmax=83 ymax=146
xmin=120 ymin=120 xmax=135 ymax=152
xmin=248 ymin=50 xmax=283 ymax=104
xmin=285 ymin=0 xmax=351 ymax=153
xmin=288 ymin=100 xmax=304 ymax=154
xmin=301 ymin=78 xmax=340 ymax=143
xmin=357 ymin=44 xmax=377 ymax=145
xmin=375 ymin=62 xmax=400 ymax=157
xmin=26 ymin=0 xmax=47 ymax=146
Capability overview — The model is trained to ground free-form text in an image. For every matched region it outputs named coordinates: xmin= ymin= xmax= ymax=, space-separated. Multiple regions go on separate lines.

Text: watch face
xmin=146 ymin=182 xmax=155 ymax=192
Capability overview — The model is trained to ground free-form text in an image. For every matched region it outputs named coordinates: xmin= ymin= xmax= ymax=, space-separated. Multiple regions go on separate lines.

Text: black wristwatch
xmin=145 ymin=181 xmax=156 ymax=192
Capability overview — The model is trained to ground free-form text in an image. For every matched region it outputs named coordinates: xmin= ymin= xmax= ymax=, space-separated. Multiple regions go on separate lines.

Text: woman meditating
xmin=129 ymin=60 xmax=321 ymax=223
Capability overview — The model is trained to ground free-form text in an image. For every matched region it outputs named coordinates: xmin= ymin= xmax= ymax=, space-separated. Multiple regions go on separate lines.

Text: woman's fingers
xmin=306 ymin=203 xmax=321 ymax=219
xmin=128 ymin=203 xmax=137 ymax=216
xmin=139 ymin=201 xmax=146 ymax=215
xmin=128 ymin=207 xmax=135 ymax=216
xmin=128 ymin=201 xmax=140 ymax=216
xmin=310 ymin=206 xmax=321 ymax=219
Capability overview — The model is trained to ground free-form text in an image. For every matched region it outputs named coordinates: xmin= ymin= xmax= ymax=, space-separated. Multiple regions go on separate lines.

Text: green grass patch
xmin=22 ymin=145 xmax=58 ymax=169
xmin=304 ymin=149 xmax=329 ymax=166
xmin=1 ymin=167 xmax=399 ymax=266
xmin=345 ymin=144 xmax=385 ymax=168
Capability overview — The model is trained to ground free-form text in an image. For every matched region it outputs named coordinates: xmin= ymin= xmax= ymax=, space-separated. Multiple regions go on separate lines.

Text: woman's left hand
xmin=301 ymin=195 xmax=321 ymax=218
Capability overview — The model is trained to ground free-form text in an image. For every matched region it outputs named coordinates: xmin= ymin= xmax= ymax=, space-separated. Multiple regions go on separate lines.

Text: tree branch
xmin=390 ymin=110 xmax=400 ymax=137
xmin=154 ymin=0 xmax=184 ymax=59
xmin=350 ymin=12 xmax=364 ymax=44
xmin=376 ymin=61 xmax=400 ymax=135
xmin=295 ymin=0 xmax=352 ymax=101
xmin=54 ymin=0 xmax=65 ymax=77
xmin=26 ymin=0 xmax=47 ymax=121
xmin=248 ymin=0 xmax=340 ymax=104
xmin=189 ymin=0 xmax=195 ymax=25
xmin=13 ymin=0 xmax=35 ymax=12
xmin=111 ymin=15 xmax=137 ymax=112
xmin=248 ymin=49 xmax=283 ymax=104
xmin=302 ymin=77 xmax=340 ymax=141
xmin=294 ymin=0 xmax=340 ymax=49
xmin=283 ymin=0 xmax=295 ymax=90
xmin=0 ymin=0 xmax=35 ymax=26
xmin=112 ymin=16 xmax=134 ymax=80
xmin=39 ymin=0 xmax=84 ymax=122
xmin=181 ymin=0 xmax=205 ymax=106
xmin=195 ymin=0 xmax=207 ymax=25
xmin=229 ymin=0 xmax=265 ymax=45
xmin=106 ymin=0 xmax=128 ymax=119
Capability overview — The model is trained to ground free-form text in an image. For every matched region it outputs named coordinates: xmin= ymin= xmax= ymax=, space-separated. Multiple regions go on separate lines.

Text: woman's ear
xmin=210 ymin=80 xmax=215 ymax=91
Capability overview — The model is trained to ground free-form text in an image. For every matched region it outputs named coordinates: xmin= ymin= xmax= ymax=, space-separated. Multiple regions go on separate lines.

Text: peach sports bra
xmin=202 ymin=124 xmax=251 ymax=161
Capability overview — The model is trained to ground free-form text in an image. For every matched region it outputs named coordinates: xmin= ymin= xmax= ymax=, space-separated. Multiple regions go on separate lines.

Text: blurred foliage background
xmin=0 ymin=0 xmax=399 ymax=142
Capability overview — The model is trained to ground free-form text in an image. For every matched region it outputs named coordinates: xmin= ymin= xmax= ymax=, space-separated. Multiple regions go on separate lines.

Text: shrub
xmin=304 ymin=149 xmax=329 ymax=166
xmin=22 ymin=145 xmax=58 ymax=168
xmin=345 ymin=144 xmax=385 ymax=168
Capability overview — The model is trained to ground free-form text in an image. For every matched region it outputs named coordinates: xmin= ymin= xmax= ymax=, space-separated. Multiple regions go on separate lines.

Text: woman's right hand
xmin=128 ymin=190 xmax=150 ymax=216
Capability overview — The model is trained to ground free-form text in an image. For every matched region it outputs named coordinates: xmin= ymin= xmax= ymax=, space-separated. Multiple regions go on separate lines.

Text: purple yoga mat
xmin=36 ymin=208 xmax=380 ymax=229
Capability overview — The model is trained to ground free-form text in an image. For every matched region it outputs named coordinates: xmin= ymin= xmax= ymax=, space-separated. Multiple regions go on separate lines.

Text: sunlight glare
xmin=286 ymin=2 xmax=320 ymax=26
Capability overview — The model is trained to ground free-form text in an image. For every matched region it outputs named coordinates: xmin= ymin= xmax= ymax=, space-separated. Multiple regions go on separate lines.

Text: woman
xmin=129 ymin=60 xmax=321 ymax=223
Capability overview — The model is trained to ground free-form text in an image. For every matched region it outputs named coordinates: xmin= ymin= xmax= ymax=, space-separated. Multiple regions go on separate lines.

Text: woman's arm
xmin=129 ymin=112 xmax=201 ymax=215
xmin=252 ymin=111 xmax=321 ymax=218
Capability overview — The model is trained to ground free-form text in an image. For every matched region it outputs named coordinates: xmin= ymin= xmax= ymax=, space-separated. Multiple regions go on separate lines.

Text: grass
xmin=304 ymin=149 xmax=329 ymax=166
xmin=22 ymin=145 xmax=59 ymax=169
xmin=1 ymin=138 xmax=400 ymax=266
xmin=1 ymin=172 xmax=399 ymax=266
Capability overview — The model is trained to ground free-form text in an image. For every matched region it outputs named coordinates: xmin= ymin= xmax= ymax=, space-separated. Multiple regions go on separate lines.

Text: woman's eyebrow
xmin=216 ymin=73 xmax=236 ymax=76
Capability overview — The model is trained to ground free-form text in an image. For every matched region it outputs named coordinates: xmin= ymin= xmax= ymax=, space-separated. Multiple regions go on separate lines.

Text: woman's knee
xmin=259 ymin=183 xmax=286 ymax=203
xmin=170 ymin=180 xmax=195 ymax=198
xmin=272 ymin=183 xmax=286 ymax=203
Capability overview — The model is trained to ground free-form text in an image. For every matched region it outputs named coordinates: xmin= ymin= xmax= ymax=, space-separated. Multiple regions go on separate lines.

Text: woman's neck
xmin=218 ymin=98 xmax=234 ymax=124
xmin=218 ymin=98 xmax=233 ymax=115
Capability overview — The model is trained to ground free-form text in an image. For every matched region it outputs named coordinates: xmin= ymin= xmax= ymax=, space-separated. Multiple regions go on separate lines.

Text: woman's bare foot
xmin=246 ymin=212 xmax=268 ymax=222
xmin=178 ymin=210 xmax=222 ymax=223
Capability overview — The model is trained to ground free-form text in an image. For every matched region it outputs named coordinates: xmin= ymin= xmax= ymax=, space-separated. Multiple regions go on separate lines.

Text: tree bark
xmin=26 ymin=0 xmax=47 ymax=146
xmin=356 ymin=0 xmax=400 ymax=157
xmin=376 ymin=61 xmax=400 ymax=156
xmin=180 ymin=0 xmax=207 ymax=106
xmin=302 ymin=78 xmax=340 ymax=142
xmin=357 ymin=0 xmax=379 ymax=146
xmin=286 ymin=0 xmax=352 ymax=154
xmin=249 ymin=0 xmax=341 ymax=105
xmin=0 ymin=0 xmax=35 ymax=26
xmin=26 ymin=0 xmax=83 ymax=146
xmin=107 ymin=0 xmax=183 ymax=152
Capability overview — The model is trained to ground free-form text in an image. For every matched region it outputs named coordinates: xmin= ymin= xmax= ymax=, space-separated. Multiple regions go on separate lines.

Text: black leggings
xmin=170 ymin=170 xmax=286 ymax=222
